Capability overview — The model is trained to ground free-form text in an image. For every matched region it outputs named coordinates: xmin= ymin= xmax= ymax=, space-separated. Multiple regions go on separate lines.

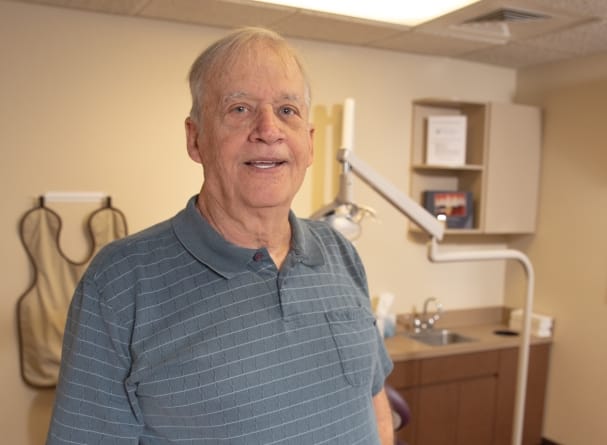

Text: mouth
xmin=245 ymin=160 xmax=287 ymax=169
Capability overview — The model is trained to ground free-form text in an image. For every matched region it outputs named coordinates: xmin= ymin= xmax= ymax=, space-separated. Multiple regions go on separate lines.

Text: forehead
xmin=210 ymin=43 xmax=307 ymax=101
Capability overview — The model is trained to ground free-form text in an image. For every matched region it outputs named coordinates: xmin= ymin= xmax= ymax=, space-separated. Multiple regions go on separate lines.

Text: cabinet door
xmin=484 ymin=103 xmax=542 ymax=233
xmin=415 ymin=376 xmax=496 ymax=445
xmin=416 ymin=382 xmax=459 ymax=445
xmin=388 ymin=345 xmax=549 ymax=444
xmin=495 ymin=343 xmax=551 ymax=445
xmin=456 ymin=376 xmax=497 ymax=445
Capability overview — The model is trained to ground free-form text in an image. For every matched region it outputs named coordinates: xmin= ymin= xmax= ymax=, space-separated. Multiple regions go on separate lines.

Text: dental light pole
xmin=312 ymin=98 xmax=535 ymax=445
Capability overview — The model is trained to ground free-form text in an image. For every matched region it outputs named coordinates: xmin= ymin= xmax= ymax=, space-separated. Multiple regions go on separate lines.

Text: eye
xmin=232 ymin=105 xmax=248 ymax=114
xmin=279 ymin=105 xmax=298 ymax=117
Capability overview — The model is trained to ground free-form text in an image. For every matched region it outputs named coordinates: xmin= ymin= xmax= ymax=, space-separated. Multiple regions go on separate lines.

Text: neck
xmin=196 ymin=192 xmax=292 ymax=268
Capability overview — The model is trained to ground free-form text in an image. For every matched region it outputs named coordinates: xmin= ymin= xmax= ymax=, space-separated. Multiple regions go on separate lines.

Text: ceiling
xmin=8 ymin=0 xmax=607 ymax=68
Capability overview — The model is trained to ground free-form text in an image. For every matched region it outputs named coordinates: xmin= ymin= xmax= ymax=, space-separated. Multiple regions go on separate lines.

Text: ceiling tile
xmin=460 ymin=41 xmax=575 ymax=67
xmin=139 ymin=0 xmax=295 ymax=28
xmin=269 ymin=10 xmax=406 ymax=45
xmin=8 ymin=0 xmax=149 ymax=15
xmin=414 ymin=0 xmax=595 ymax=44
xmin=369 ymin=29 xmax=494 ymax=56
xmin=7 ymin=0 xmax=607 ymax=68
xmin=525 ymin=0 xmax=607 ymax=16
xmin=523 ymin=19 xmax=607 ymax=55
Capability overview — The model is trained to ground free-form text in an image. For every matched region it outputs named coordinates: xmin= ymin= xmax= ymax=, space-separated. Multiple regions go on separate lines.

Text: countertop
xmin=385 ymin=323 xmax=552 ymax=362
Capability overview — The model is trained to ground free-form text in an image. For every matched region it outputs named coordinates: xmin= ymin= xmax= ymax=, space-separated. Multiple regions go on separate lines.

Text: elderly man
xmin=46 ymin=27 xmax=394 ymax=444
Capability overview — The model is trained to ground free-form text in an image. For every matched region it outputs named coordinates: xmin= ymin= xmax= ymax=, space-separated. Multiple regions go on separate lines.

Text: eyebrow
xmin=222 ymin=91 xmax=304 ymax=105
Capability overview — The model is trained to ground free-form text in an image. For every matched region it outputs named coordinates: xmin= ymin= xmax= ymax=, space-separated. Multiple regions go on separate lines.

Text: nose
xmin=250 ymin=105 xmax=284 ymax=144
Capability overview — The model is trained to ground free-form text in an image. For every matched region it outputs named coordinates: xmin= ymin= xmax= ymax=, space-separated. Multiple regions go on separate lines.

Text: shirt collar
xmin=288 ymin=211 xmax=324 ymax=267
xmin=172 ymin=196 xmax=324 ymax=278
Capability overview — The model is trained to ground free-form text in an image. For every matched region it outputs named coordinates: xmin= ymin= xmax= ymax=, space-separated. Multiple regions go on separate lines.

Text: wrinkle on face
xmin=189 ymin=41 xmax=314 ymax=219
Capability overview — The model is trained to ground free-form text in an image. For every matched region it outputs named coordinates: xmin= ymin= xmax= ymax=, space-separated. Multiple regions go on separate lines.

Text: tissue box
xmin=372 ymin=293 xmax=396 ymax=338
xmin=509 ymin=309 xmax=554 ymax=338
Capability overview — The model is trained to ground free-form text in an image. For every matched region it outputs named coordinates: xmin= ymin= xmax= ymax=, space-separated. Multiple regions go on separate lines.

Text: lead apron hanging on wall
xmin=17 ymin=199 xmax=128 ymax=388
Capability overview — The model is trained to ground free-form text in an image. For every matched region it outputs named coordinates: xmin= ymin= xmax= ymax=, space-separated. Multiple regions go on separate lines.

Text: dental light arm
xmin=310 ymin=97 xmax=443 ymax=241
xmin=337 ymin=148 xmax=445 ymax=241
xmin=311 ymin=97 xmax=535 ymax=445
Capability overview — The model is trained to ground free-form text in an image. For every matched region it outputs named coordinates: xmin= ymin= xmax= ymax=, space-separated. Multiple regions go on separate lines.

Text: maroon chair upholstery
xmin=385 ymin=384 xmax=411 ymax=445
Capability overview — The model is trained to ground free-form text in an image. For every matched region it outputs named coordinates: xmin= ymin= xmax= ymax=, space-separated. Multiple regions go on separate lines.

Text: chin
xmin=246 ymin=195 xmax=292 ymax=211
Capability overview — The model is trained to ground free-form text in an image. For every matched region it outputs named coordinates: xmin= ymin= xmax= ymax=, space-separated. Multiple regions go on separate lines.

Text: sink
xmin=406 ymin=329 xmax=476 ymax=346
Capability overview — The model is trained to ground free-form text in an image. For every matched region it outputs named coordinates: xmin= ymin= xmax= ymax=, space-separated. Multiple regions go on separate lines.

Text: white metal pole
xmin=429 ymin=238 xmax=534 ymax=445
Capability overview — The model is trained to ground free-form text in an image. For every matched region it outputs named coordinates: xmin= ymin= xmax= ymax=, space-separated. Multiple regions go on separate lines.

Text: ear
xmin=306 ymin=125 xmax=315 ymax=167
xmin=185 ymin=117 xmax=202 ymax=164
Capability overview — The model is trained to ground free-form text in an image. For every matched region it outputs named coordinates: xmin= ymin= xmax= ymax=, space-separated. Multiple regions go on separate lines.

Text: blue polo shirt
xmin=46 ymin=196 xmax=393 ymax=444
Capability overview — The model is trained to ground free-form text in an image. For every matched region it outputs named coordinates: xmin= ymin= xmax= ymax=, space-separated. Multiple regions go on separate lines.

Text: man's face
xmin=186 ymin=43 xmax=314 ymax=216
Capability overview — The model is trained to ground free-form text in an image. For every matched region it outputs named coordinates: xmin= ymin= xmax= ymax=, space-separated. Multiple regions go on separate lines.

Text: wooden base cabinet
xmin=495 ymin=343 xmax=551 ymax=445
xmin=387 ymin=343 xmax=550 ymax=445
xmin=415 ymin=376 xmax=497 ymax=445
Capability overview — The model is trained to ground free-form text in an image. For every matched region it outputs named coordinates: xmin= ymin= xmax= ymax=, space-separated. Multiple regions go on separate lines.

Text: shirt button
xmin=253 ymin=252 xmax=263 ymax=262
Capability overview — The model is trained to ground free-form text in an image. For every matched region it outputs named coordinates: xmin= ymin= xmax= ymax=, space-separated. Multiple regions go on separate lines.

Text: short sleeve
xmin=46 ymin=272 xmax=142 ymax=444
xmin=371 ymin=326 xmax=394 ymax=395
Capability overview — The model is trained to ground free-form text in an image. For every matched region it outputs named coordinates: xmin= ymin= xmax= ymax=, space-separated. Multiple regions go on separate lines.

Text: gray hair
xmin=188 ymin=27 xmax=312 ymax=122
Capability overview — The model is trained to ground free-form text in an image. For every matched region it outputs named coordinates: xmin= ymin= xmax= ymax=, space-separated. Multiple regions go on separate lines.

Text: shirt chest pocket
xmin=325 ymin=308 xmax=378 ymax=387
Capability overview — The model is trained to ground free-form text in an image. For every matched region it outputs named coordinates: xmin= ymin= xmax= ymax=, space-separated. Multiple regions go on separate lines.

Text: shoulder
xmin=92 ymin=219 xmax=174 ymax=268
xmin=296 ymin=217 xmax=367 ymax=284
xmin=300 ymin=217 xmax=361 ymax=259
xmin=294 ymin=217 xmax=371 ymax=303
xmin=83 ymin=214 xmax=190 ymax=299
xmin=79 ymin=216 xmax=187 ymax=318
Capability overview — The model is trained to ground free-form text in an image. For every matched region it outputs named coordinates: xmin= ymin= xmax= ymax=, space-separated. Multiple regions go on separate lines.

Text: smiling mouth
xmin=245 ymin=160 xmax=286 ymax=169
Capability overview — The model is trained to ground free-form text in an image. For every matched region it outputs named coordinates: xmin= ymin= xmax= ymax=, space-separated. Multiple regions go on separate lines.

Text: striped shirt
xmin=46 ymin=196 xmax=393 ymax=444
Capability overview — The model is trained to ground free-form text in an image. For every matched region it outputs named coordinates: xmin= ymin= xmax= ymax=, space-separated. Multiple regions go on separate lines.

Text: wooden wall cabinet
xmin=387 ymin=343 xmax=551 ymax=445
xmin=410 ymin=99 xmax=542 ymax=235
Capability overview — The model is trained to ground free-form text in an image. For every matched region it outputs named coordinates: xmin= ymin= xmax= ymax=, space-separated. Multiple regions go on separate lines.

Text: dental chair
xmin=386 ymin=384 xmax=411 ymax=445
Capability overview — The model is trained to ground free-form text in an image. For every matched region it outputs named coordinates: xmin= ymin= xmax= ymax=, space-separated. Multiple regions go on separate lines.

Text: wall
xmin=511 ymin=56 xmax=607 ymax=445
xmin=0 ymin=2 xmax=517 ymax=443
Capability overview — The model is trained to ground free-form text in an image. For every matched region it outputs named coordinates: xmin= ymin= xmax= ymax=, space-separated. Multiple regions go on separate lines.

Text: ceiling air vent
xmin=448 ymin=8 xmax=551 ymax=43
xmin=464 ymin=8 xmax=550 ymax=24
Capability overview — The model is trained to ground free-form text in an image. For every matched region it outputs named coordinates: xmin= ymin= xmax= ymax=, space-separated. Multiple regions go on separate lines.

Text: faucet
xmin=413 ymin=297 xmax=443 ymax=332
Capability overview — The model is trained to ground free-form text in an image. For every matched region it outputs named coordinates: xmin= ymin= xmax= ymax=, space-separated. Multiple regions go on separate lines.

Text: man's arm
xmin=46 ymin=276 xmax=141 ymax=444
xmin=373 ymin=386 xmax=395 ymax=445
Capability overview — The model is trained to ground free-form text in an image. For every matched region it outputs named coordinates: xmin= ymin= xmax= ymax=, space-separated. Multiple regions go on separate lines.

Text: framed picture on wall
xmin=423 ymin=190 xmax=474 ymax=229
xmin=425 ymin=115 xmax=467 ymax=166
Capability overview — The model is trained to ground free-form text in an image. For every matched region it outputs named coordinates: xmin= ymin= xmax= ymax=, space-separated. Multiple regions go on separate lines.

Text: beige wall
xmin=512 ymin=57 xmax=607 ymax=445
xmin=0 ymin=2 xmax=522 ymax=444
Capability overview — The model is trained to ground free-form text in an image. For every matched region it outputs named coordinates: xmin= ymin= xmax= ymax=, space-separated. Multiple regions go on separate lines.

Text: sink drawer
xmin=419 ymin=350 xmax=499 ymax=385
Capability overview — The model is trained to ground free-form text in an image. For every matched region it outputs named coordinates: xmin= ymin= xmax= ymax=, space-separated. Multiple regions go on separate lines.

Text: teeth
xmin=247 ymin=161 xmax=282 ymax=169
xmin=254 ymin=162 xmax=276 ymax=169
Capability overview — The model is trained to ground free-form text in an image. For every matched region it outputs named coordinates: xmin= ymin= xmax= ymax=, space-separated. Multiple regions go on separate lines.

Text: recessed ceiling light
xmin=249 ymin=0 xmax=481 ymax=26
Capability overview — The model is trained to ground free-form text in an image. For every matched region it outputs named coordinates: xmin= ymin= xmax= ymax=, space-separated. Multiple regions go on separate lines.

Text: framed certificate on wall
xmin=425 ymin=115 xmax=467 ymax=166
